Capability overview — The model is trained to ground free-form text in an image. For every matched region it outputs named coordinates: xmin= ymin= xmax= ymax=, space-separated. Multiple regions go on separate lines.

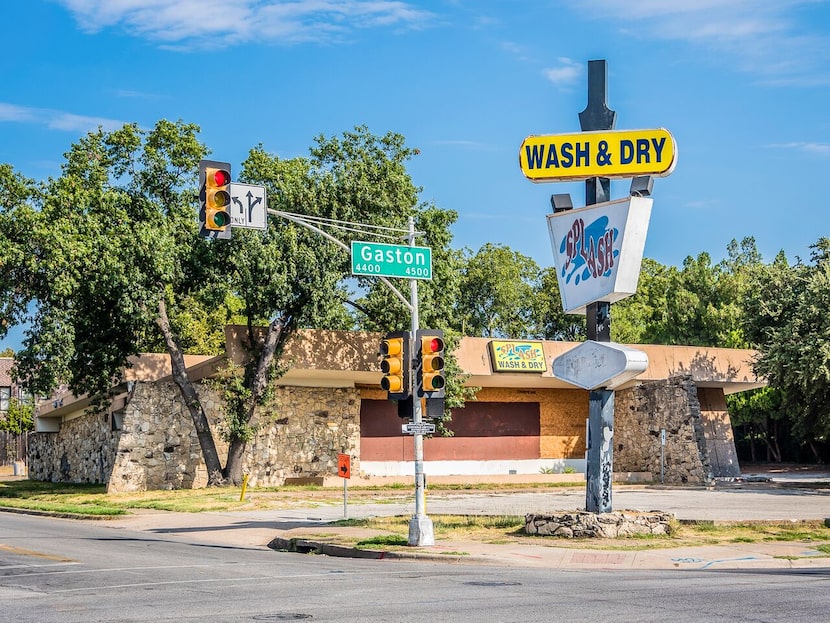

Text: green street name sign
xmin=351 ymin=241 xmax=432 ymax=280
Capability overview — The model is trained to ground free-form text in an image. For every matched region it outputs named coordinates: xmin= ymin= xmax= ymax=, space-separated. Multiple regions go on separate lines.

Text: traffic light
xmin=415 ymin=329 xmax=445 ymax=398
xmin=199 ymin=159 xmax=232 ymax=239
xmin=380 ymin=331 xmax=411 ymax=401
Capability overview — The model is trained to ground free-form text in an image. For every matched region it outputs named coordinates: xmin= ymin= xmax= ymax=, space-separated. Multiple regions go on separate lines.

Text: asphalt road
xmin=2 ymin=511 xmax=830 ymax=622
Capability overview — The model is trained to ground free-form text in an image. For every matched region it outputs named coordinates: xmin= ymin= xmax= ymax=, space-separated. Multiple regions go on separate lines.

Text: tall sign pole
xmin=519 ymin=59 xmax=675 ymax=515
xmin=580 ymin=60 xmax=616 ymax=513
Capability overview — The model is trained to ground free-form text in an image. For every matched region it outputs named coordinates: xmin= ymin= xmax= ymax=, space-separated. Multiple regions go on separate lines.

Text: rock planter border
xmin=525 ymin=510 xmax=675 ymax=538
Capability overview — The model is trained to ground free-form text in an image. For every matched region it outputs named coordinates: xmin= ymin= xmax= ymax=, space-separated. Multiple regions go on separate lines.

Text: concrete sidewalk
xmin=98 ymin=478 xmax=830 ymax=571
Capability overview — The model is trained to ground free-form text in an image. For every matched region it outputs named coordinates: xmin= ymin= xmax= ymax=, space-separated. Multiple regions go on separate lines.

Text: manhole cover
xmin=252 ymin=615 xmax=313 ymax=621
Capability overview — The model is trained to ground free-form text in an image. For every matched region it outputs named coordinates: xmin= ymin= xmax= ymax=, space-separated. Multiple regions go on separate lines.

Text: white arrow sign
xmin=229 ymin=182 xmax=267 ymax=230
xmin=552 ymin=340 xmax=648 ymax=390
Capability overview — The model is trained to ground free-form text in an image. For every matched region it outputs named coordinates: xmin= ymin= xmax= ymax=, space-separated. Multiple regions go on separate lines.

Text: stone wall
xmin=525 ymin=510 xmax=674 ymax=538
xmin=29 ymin=374 xmax=731 ymax=489
xmin=242 ymin=385 xmax=360 ymax=488
xmin=615 ymin=376 xmax=714 ymax=484
xmin=28 ymin=408 xmax=116 ymax=484
xmin=109 ymin=381 xmax=215 ymax=492
xmin=31 ymin=380 xmax=361 ymax=492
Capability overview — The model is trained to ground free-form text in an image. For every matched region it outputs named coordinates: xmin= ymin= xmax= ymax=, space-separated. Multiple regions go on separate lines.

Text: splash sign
xmin=547 ymin=196 xmax=652 ymax=314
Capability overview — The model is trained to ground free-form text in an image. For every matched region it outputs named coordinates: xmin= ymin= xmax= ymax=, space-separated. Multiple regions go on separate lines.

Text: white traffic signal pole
xmin=407 ymin=215 xmax=435 ymax=547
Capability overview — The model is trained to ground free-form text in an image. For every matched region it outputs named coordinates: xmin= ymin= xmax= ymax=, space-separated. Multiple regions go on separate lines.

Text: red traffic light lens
xmin=422 ymin=337 xmax=443 ymax=353
xmin=212 ymin=169 xmax=230 ymax=186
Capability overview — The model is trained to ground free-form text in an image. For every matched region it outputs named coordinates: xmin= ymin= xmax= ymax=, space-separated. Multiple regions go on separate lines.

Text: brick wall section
xmin=615 ymin=375 xmax=714 ymax=484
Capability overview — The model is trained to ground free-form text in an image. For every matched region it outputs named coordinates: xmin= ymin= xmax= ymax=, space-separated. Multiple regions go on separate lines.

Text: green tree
xmin=0 ymin=164 xmax=41 ymax=341
xmin=743 ymin=240 xmax=830 ymax=458
xmin=10 ymin=122 xmax=472 ymax=484
xmin=529 ymin=266 xmax=585 ymax=341
xmin=727 ymin=387 xmax=788 ymax=463
xmin=609 ymin=258 xmax=671 ymax=344
xmin=457 ymin=243 xmax=539 ymax=338
xmin=1 ymin=398 xmax=34 ymax=436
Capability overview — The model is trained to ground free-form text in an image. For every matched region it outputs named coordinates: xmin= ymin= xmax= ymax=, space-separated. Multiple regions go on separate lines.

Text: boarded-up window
xmin=360 ymin=400 xmax=540 ymax=461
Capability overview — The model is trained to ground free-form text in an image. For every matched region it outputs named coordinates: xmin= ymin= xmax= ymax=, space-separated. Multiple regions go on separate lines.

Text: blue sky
xmin=2 ymin=0 xmax=830 ymax=351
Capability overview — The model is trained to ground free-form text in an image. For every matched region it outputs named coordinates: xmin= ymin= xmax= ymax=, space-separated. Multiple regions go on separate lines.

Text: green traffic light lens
xmin=212 ymin=212 xmax=229 ymax=227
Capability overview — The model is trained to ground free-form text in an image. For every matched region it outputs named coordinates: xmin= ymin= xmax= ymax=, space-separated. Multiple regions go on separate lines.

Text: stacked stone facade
xmin=30 ymin=380 xmax=360 ymax=492
xmin=615 ymin=376 xmax=713 ymax=484
xmin=29 ymin=373 xmax=731 ymax=490
xmin=28 ymin=408 xmax=116 ymax=484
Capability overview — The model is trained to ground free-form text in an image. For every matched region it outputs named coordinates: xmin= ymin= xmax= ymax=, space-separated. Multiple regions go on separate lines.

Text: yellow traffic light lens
xmin=381 ymin=358 xmax=402 ymax=374
xmin=380 ymin=338 xmax=403 ymax=356
xmin=381 ymin=376 xmax=403 ymax=392
xmin=422 ymin=354 xmax=444 ymax=372
xmin=210 ymin=190 xmax=230 ymax=208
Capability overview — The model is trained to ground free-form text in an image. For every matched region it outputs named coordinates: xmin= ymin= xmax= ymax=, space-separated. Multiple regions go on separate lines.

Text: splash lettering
xmin=559 ymin=216 xmax=619 ymax=284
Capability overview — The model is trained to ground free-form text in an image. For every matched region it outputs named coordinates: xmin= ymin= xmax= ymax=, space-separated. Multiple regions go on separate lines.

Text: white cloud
xmin=768 ymin=141 xmax=830 ymax=156
xmin=542 ymin=58 xmax=583 ymax=88
xmin=0 ymin=102 xmax=125 ymax=133
xmin=569 ymin=0 xmax=830 ymax=85
xmin=55 ymin=0 xmax=435 ymax=48
xmin=0 ymin=103 xmax=36 ymax=122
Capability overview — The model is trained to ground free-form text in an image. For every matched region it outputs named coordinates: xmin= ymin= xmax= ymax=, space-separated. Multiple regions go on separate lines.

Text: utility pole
xmin=407 ymin=215 xmax=434 ymax=547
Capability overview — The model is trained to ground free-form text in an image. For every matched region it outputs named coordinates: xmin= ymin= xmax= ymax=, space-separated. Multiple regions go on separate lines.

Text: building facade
xmin=29 ymin=330 xmax=763 ymax=491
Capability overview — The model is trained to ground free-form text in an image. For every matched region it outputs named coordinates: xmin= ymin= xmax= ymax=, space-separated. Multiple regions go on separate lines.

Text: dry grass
xmin=330 ymin=514 xmax=830 ymax=552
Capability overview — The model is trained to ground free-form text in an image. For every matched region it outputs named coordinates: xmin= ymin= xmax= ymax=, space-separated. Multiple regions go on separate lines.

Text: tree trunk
xmin=156 ymin=298 xmax=225 ymax=486
xmin=222 ymin=314 xmax=290 ymax=485
xmin=763 ymin=416 xmax=782 ymax=462
xmin=225 ymin=439 xmax=246 ymax=485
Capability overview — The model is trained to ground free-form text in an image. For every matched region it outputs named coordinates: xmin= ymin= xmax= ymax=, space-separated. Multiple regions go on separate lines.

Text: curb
xmin=267 ymin=536 xmax=494 ymax=565
xmin=0 ymin=505 xmax=121 ymax=521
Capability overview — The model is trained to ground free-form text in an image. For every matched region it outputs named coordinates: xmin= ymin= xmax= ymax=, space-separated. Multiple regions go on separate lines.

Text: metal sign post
xmin=578 ymin=59 xmax=616 ymax=514
xmin=338 ymin=453 xmax=351 ymax=518
xmin=536 ymin=60 xmax=674 ymax=512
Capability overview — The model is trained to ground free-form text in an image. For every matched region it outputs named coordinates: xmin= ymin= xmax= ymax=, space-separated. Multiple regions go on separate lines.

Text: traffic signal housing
xmin=199 ymin=159 xmax=232 ymax=239
xmin=415 ymin=329 xmax=445 ymax=399
xmin=380 ymin=331 xmax=411 ymax=401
